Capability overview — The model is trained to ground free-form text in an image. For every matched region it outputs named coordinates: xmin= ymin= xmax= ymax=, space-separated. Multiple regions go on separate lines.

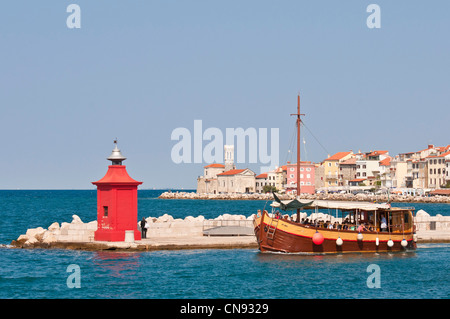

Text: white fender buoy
xmin=357 ymin=232 xmax=363 ymax=241
xmin=401 ymin=239 xmax=408 ymax=247
xmin=387 ymin=239 xmax=394 ymax=247
xmin=375 ymin=237 xmax=379 ymax=246
xmin=336 ymin=237 xmax=343 ymax=246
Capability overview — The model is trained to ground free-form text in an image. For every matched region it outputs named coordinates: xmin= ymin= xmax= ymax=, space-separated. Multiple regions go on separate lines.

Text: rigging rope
xmin=301 ymin=120 xmax=330 ymax=156
xmin=284 ymin=122 xmax=297 ymax=164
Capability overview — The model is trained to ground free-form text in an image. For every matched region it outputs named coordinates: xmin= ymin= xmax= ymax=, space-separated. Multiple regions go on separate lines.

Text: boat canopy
xmin=271 ymin=193 xmax=391 ymax=211
xmin=303 ymin=200 xmax=391 ymax=211
xmin=271 ymin=193 xmax=314 ymax=211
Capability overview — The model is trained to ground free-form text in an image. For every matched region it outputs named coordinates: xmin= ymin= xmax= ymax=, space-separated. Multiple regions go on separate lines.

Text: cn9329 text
xmin=224 ymin=303 xmax=269 ymax=314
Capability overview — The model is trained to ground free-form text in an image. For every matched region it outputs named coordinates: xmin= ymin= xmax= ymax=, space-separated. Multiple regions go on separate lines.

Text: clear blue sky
xmin=1 ymin=1 xmax=449 ymax=189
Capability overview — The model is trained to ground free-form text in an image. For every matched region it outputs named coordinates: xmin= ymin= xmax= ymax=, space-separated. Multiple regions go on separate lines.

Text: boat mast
xmin=291 ymin=94 xmax=304 ymax=222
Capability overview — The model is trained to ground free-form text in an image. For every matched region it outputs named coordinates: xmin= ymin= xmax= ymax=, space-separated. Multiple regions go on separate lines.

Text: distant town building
xmin=426 ymin=151 xmax=450 ymax=189
xmin=217 ymin=168 xmax=256 ymax=193
xmin=314 ymin=163 xmax=324 ymax=189
xmin=285 ymin=162 xmax=315 ymax=194
xmin=255 ymin=173 xmax=268 ymax=193
xmin=323 ymin=151 xmax=353 ymax=187
xmin=412 ymin=159 xmax=427 ymax=189
xmin=196 ymin=163 xmax=225 ymax=194
xmin=339 ymin=158 xmax=357 ymax=186
xmin=356 ymin=150 xmax=389 ymax=184
xmin=197 ymin=145 xmax=255 ymax=194
xmin=446 ymin=158 xmax=450 ymax=185
xmin=390 ymin=159 xmax=408 ymax=189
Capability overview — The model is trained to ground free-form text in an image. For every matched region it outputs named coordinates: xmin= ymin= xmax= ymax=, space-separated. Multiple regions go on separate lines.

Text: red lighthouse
xmin=93 ymin=140 xmax=142 ymax=242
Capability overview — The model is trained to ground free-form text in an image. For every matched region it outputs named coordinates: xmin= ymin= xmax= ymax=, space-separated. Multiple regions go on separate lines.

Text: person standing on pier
xmin=140 ymin=217 xmax=147 ymax=239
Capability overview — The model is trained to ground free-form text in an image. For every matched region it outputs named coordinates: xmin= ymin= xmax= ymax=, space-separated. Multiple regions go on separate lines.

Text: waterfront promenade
xmin=159 ymin=191 xmax=450 ymax=204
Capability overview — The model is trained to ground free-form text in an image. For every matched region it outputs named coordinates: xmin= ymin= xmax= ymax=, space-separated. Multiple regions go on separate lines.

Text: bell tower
xmin=224 ymin=145 xmax=235 ymax=172
xmin=92 ymin=140 xmax=143 ymax=242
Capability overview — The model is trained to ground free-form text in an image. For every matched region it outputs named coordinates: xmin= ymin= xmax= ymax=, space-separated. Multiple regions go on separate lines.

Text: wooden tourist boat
xmin=253 ymin=196 xmax=417 ymax=254
xmin=253 ymin=94 xmax=417 ymax=254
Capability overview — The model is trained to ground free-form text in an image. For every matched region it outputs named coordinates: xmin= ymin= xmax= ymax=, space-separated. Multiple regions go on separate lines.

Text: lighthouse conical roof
xmin=107 ymin=141 xmax=127 ymax=163
xmin=92 ymin=165 xmax=142 ymax=185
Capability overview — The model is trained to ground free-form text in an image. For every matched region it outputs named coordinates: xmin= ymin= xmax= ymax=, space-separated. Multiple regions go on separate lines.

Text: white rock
xmin=416 ymin=209 xmax=430 ymax=217
xmin=71 ymin=214 xmax=83 ymax=224
xmin=42 ymin=233 xmax=57 ymax=244
xmin=25 ymin=237 xmax=38 ymax=245
xmin=42 ymin=230 xmax=53 ymax=240
xmin=184 ymin=216 xmax=195 ymax=222
xmin=48 ymin=222 xmax=60 ymax=231
xmin=157 ymin=214 xmax=174 ymax=223
xmin=17 ymin=234 xmax=29 ymax=242
xmin=195 ymin=215 xmax=205 ymax=222
xmin=26 ymin=227 xmax=46 ymax=239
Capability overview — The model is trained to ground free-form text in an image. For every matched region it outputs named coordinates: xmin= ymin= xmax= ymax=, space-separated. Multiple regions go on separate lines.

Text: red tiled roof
xmin=340 ymin=158 xmax=356 ymax=165
xmin=427 ymin=151 xmax=450 ymax=159
xmin=379 ymin=157 xmax=391 ymax=166
xmin=436 ymin=145 xmax=450 ymax=152
xmin=256 ymin=173 xmax=268 ymax=179
xmin=217 ymin=169 xmax=246 ymax=176
xmin=326 ymin=152 xmax=352 ymax=161
xmin=204 ymin=163 xmax=225 ymax=168
xmin=368 ymin=150 xmax=388 ymax=157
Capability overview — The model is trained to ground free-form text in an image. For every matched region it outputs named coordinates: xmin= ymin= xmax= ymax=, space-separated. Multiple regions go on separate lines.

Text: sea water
xmin=0 ymin=190 xmax=449 ymax=299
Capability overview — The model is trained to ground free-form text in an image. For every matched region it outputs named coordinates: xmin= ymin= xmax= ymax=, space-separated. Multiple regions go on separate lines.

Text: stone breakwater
xmin=159 ymin=191 xmax=450 ymax=203
xmin=10 ymin=213 xmax=256 ymax=250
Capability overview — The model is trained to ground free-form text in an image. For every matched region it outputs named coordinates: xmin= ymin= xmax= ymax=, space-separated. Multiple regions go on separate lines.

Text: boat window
xmin=103 ymin=206 xmax=108 ymax=217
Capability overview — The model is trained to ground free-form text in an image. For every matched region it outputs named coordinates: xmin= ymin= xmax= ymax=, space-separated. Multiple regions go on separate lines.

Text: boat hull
xmin=254 ymin=213 xmax=416 ymax=254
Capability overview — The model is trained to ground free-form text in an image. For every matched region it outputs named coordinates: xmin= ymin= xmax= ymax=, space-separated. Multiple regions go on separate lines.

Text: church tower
xmin=224 ymin=145 xmax=235 ymax=172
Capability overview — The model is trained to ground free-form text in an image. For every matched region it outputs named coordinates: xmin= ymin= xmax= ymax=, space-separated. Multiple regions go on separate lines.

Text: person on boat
xmin=357 ymin=224 xmax=367 ymax=232
xmin=380 ymin=215 xmax=387 ymax=232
